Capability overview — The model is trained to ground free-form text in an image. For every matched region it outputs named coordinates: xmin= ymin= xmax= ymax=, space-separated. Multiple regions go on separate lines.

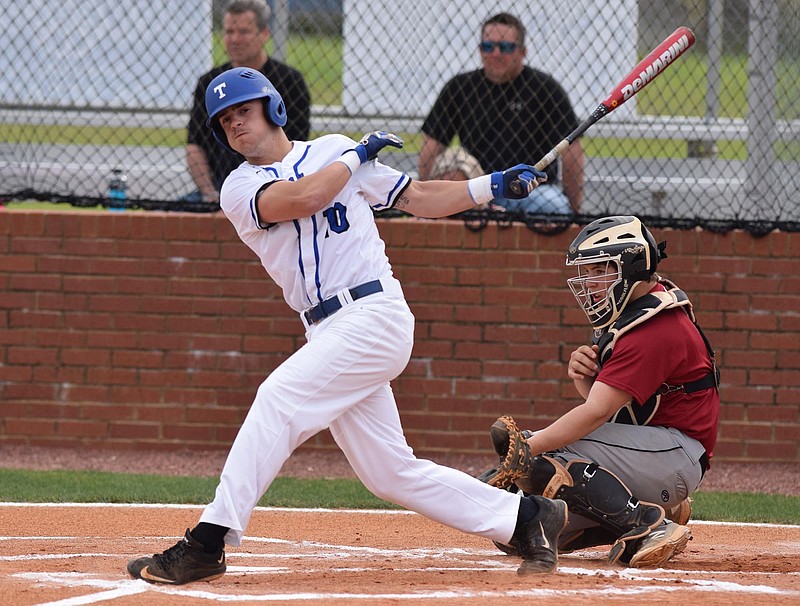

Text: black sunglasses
xmin=479 ymin=40 xmax=518 ymax=54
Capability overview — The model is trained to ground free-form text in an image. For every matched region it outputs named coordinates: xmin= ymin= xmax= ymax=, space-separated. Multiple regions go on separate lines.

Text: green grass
xmin=1 ymin=468 xmax=798 ymax=524
xmin=692 ymin=491 xmax=800 ymax=524
xmin=0 ymin=468 xmax=397 ymax=509
xmin=0 ymin=123 xmax=186 ymax=147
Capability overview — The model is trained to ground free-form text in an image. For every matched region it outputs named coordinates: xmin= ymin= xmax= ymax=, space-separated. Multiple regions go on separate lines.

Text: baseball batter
xmin=481 ymin=216 xmax=720 ymax=567
xmin=127 ymin=67 xmax=568 ymax=584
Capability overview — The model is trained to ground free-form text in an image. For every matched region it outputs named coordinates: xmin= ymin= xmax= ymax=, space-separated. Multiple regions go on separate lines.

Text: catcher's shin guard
xmin=522 ymin=456 xmax=665 ymax=561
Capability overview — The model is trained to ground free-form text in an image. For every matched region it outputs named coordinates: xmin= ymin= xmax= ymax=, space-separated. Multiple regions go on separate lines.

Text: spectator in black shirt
xmin=184 ymin=0 xmax=310 ymax=203
xmin=419 ymin=13 xmax=584 ymax=214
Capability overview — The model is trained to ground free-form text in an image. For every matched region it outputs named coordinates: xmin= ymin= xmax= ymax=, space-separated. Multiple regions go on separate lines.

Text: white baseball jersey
xmin=219 ymin=134 xmax=411 ymax=313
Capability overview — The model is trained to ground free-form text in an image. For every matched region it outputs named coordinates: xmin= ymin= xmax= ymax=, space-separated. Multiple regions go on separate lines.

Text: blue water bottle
xmin=108 ymin=168 xmax=128 ymax=211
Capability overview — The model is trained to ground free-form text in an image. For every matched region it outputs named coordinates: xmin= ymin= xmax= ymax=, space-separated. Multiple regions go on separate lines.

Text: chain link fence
xmin=1 ymin=0 xmax=798 ymax=234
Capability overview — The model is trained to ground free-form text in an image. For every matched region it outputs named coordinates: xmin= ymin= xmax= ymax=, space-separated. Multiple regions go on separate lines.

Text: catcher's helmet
xmin=566 ymin=215 xmax=666 ymax=330
xmin=205 ymin=67 xmax=287 ymax=152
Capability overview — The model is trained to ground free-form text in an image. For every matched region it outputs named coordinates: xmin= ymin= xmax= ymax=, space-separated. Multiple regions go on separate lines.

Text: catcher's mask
xmin=566 ymin=215 xmax=666 ymax=330
xmin=205 ymin=67 xmax=287 ymax=153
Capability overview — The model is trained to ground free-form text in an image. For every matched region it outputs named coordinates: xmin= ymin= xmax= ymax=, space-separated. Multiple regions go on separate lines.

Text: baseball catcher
xmin=480 ymin=216 xmax=720 ymax=567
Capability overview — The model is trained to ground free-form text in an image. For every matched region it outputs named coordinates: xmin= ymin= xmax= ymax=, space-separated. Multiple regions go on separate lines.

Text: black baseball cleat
xmin=127 ymin=529 xmax=226 ymax=585
xmin=510 ymin=495 xmax=568 ymax=575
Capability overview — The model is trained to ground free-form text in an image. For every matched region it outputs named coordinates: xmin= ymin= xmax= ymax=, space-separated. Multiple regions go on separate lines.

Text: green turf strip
xmin=1 ymin=468 xmax=798 ymax=524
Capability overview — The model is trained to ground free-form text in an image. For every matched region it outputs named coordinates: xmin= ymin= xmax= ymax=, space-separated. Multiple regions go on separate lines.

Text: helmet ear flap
xmin=211 ymin=122 xmax=232 ymax=153
xmin=627 ymin=249 xmax=652 ymax=281
xmin=263 ymin=96 xmax=287 ymax=127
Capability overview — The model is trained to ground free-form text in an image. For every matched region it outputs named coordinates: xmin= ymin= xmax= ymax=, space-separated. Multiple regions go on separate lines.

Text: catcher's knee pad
xmin=520 ymin=457 xmax=664 ymax=549
xmin=515 ymin=454 xmax=573 ymax=497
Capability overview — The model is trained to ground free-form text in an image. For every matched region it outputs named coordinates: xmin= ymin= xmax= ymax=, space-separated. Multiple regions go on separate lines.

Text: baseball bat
xmin=512 ymin=26 xmax=695 ymax=194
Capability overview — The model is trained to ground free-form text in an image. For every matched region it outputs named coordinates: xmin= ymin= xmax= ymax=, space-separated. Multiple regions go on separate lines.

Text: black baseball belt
xmin=303 ymin=280 xmax=384 ymax=326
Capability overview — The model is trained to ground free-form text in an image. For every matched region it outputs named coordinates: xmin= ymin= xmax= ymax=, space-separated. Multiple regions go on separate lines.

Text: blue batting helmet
xmin=205 ymin=67 xmax=287 ymax=152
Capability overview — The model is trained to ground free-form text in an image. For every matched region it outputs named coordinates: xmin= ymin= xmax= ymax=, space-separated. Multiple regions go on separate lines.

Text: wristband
xmin=335 ymin=150 xmax=362 ymax=176
xmin=467 ymin=174 xmax=493 ymax=206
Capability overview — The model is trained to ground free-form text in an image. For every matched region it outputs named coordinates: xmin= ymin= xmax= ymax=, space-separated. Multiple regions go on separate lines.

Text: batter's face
xmin=223 ymin=11 xmax=269 ymax=67
xmin=218 ymin=100 xmax=271 ymax=158
xmin=480 ymin=23 xmax=526 ymax=84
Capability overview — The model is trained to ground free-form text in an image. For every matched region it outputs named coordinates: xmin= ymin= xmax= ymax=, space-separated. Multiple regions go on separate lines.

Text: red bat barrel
xmin=602 ymin=26 xmax=696 ymax=110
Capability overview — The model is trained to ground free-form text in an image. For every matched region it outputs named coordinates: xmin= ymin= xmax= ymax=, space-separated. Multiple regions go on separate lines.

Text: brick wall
xmin=1 ymin=210 xmax=798 ymax=462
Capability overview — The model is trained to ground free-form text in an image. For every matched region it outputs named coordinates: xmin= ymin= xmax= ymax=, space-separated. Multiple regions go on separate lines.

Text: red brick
xmin=163 ymin=424 xmax=215 ymax=442
xmin=482 ymin=360 xmax=535 ymax=379
xmin=775 ymin=424 xmax=800 ymax=441
xmin=719 ymin=386 xmax=774 ymax=405
xmin=5 ymin=419 xmax=56 ymax=435
xmin=752 ymin=258 xmax=800 ymax=276
xmin=749 ymin=369 xmax=800 ymax=387
xmin=745 ymin=441 xmax=797 ymax=461
xmin=455 ymin=341 xmax=503 ymax=360
xmin=110 ymin=423 xmax=162 ymax=439
xmin=718 ymin=403 xmax=746 ymax=421
xmin=712 ymin=440 xmax=745 ymax=459
xmin=723 ymin=350 xmax=777 ymax=368
xmin=0 ymin=364 xmax=34 ymax=386
xmin=453 ymin=379 xmax=508 ymax=397
xmin=719 ymin=422 xmax=773 ymax=440
xmin=62 ymin=385 xmax=113 ymax=402
xmin=776 ymin=388 xmax=800 ymax=405
xmin=57 ymin=420 xmax=108 ymax=437
xmin=82 ymin=404 xmax=136 ymax=421
xmin=186 ymin=406 xmax=244 ymax=425
xmin=724 ymin=313 xmax=777 ymax=331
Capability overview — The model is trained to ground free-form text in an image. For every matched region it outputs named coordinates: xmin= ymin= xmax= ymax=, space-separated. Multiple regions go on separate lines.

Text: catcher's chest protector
xmin=593 ymin=278 xmax=719 ymax=426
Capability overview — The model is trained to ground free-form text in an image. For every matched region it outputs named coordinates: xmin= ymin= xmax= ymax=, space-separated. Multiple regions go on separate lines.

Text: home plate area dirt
xmin=1 ymin=504 xmax=798 ymax=606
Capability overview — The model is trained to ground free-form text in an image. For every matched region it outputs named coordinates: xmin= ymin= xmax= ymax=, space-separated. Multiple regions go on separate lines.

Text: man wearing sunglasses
xmin=419 ymin=12 xmax=584 ymax=216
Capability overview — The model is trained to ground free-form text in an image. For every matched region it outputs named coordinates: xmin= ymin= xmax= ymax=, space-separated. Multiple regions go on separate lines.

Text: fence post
xmin=271 ymin=0 xmax=290 ymax=62
xmin=745 ymin=0 xmax=778 ymax=216
xmin=688 ymin=0 xmax=724 ymax=159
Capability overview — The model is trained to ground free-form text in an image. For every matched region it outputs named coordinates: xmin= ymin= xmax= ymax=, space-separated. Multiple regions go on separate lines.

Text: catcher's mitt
xmin=482 ymin=415 xmax=533 ymax=490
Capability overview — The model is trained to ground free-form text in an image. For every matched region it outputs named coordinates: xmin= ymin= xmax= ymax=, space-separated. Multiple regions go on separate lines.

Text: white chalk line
xmin=0 ymin=503 xmax=796 ymax=528
xmin=12 ymin=570 xmax=800 ymax=605
xmin=3 ymin=504 xmax=799 ymax=604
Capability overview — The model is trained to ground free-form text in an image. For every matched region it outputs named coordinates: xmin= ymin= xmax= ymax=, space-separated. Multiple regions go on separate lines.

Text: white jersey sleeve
xmin=351 ymin=159 xmax=412 ymax=212
xmin=218 ymin=134 xmax=411 ymax=314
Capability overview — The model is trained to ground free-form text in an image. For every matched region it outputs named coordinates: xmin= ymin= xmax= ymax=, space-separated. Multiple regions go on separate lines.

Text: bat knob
xmin=509 ymin=181 xmax=522 ymax=196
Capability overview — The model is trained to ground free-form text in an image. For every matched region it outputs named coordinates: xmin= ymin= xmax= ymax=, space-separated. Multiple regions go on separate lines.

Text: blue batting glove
xmin=490 ymin=164 xmax=548 ymax=199
xmin=353 ymin=131 xmax=404 ymax=163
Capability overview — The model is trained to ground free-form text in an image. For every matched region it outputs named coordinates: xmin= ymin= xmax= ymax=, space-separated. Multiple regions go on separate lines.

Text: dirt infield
xmin=1 ymin=504 xmax=798 ymax=606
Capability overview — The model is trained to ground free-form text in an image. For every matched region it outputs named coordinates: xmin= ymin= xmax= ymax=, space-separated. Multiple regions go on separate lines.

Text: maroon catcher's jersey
xmin=596 ymin=286 xmax=720 ymax=456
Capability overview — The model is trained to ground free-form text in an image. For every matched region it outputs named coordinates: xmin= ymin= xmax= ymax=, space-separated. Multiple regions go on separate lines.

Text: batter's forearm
xmin=256 ymin=161 xmax=354 ymax=223
xmin=395 ymin=179 xmax=478 ymax=218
